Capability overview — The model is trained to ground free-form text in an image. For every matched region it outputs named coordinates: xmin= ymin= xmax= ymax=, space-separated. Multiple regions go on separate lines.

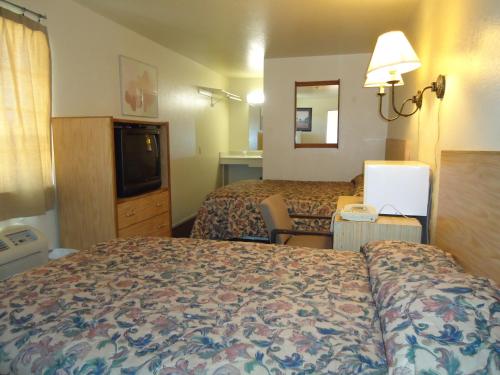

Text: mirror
xmin=294 ymin=80 xmax=340 ymax=148
xmin=248 ymin=104 xmax=262 ymax=150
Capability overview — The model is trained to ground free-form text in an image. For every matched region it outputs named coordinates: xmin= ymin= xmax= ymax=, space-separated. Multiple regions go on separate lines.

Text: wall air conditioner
xmin=0 ymin=225 xmax=49 ymax=280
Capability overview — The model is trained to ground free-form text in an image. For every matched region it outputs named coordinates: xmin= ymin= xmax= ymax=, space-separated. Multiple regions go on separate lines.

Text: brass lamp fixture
xmin=364 ymin=31 xmax=445 ymax=122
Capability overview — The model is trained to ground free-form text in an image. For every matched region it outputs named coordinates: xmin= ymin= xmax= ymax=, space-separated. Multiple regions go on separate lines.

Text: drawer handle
xmin=157 ymin=224 xmax=168 ymax=229
xmin=125 ymin=209 xmax=136 ymax=217
xmin=155 ymin=202 xmax=162 ymax=207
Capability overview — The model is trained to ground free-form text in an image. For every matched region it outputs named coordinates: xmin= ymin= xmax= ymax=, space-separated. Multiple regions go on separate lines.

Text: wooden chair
xmin=259 ymin=194 xmax=333 ymax=249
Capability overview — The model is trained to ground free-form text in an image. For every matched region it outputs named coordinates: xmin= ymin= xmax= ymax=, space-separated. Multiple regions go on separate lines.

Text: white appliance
xmin=0 ymin=225 xmax=49 ymax=280
xmin=364 ymin=160 xmax=430 ymax=216
xmin=340 ymin=204 xmax=378 ymax=222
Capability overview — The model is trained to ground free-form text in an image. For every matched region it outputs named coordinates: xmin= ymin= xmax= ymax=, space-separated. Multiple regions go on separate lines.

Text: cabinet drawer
xmin=118 ymin=212 xmax=171 ymax=238
xmin=117 ymin=190 xmax=169 ymax=229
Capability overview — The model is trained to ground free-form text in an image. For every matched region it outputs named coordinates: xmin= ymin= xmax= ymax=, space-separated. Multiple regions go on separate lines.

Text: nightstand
xmin=333 ymin=196 xmax=422 ymax=251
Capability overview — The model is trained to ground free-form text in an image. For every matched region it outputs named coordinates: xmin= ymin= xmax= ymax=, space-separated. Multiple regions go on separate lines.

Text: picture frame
xmin=119 ymin=55 xmax=158 ymax=117
xmin=295 ymin=107 xmax=312 ymax=131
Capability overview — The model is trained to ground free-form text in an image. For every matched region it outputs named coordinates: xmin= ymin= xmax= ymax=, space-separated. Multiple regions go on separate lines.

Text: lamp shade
xmin=367 ymin=31 xmax=421 ymax=76
xmin=364 ymin=72 xmax=404 ymax=88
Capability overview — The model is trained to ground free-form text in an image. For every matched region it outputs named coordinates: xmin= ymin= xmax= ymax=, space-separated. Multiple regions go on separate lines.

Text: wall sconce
xmin=364 ymin=31 xmax=445 ymax=122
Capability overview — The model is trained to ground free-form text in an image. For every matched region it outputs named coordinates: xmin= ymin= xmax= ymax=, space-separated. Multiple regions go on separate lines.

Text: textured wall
xmin=1 ymin=0 xmax=230 ymax=246
xmin=263 ymin=53 xmax=387 ymax=181
xmin=386 ymin=0 xmax=500 ymax=237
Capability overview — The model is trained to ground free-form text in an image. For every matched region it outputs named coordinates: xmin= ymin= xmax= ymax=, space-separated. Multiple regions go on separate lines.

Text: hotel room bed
xmin=191 ymin=177 xmax=364 ymax=240
xmin=1 ymin=237 xmax=498 ymax=374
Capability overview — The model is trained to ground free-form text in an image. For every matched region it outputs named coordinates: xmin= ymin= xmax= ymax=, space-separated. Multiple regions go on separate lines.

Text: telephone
xmin=340 ymin=204 xmax=378 ymax=222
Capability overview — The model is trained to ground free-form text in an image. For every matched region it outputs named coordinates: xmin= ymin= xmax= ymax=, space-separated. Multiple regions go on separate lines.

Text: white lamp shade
xmin=364 ymin=72 xmax=404 ymax=88
xmin=367 ymin=31 xmax=421 ymax=76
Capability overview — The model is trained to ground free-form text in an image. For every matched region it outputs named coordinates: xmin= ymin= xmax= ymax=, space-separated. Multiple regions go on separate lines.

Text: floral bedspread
xmin=362 ymin=241 xmax=500 ymax=375
xmin=191 ymin=179 xmax=356 ymax=240
xmin=0 ymin=237 xmax=387 ymax=374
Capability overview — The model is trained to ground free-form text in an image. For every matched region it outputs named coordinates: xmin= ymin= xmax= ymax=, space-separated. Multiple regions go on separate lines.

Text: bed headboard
xmin=436 ymin=150 xmax=500 ymax=284
xmin=385 ymin=138 xmax=411 ymax=160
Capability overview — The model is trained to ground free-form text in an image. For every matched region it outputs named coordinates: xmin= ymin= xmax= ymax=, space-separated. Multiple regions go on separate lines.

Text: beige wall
xmin=1 ymin=0 xmax=230 ymax=247
xmin=227 ymin=77 xmax=263 ymax=150
xmin=387 ymin=0 xmax=500 ymax=238
xmin=263 ymin=53 xmax=387 ymax=181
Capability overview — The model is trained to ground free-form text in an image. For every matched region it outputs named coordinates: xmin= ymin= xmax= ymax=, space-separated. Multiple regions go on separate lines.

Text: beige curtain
xmin=0 ymin=8 xmax=53 ymax=220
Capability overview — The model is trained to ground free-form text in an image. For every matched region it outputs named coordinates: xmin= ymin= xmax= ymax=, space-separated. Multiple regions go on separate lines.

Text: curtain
xmin=0 ymin=7 xmax=53 ymax=220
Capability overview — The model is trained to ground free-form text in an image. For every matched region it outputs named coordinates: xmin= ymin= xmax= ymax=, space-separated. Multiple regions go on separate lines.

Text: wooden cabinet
xmin=117 ymin=189 xmax=170 ymax=237
xmin=333 ymin=196 xmax=422 ymax=251
xmin=52 ymin=117 xmax=172 ymax=250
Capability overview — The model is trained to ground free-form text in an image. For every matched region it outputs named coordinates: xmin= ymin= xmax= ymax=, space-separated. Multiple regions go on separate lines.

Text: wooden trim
xmin=436 ymin=150 xmax=500 ymax=284
xmin=295 ymin=143 xmax=338 ymax=148
xmin=294 ymin=80 xmax=340 ymax=149
xmin=295 ymin=80 xmax=340 ymax=87
xmin=113 ymin=118 xmax=168 ymax=126
xmin=109 ymin=120 xmax=119 ymax=237
xmin=165 ymin=122 xmax=173 ymax=234
xmin=385 ymin=138 xmax=411 ymax=160
xmin=53 ymin=116 xmax=113 ymax=120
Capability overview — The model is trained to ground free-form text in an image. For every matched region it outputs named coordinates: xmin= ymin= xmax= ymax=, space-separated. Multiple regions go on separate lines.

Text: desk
xmin=219 ymin=151 xmax=263 ymax=186
xmin=333 ymin=196 xmax=422 ymax=251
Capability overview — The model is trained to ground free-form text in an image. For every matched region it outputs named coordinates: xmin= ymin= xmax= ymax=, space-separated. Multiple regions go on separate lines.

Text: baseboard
xmin=172 ymin=213 xmax=197 ymax=238
xmin=172 ymin=213 xmax=197 ymax=228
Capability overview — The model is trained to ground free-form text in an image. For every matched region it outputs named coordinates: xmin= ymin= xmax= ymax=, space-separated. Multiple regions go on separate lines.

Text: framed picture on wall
xmin=296 ymin=107 xmax=312 ymax=131
xmin=119 ymin=55 xmax=158 ymax=117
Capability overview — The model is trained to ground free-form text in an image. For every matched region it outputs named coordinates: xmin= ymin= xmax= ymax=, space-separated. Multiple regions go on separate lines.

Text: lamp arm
xmin=391 ymin=83 xmax=419 ymax=117
xmin=378 ymin=93 xmax=400 ymax=122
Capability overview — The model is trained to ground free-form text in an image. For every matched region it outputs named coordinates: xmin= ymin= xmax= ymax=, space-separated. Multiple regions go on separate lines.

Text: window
xmin=0 ymin=8 xmax=53 ymax=220
xmin=326 ymin=110 xmax=338 ymax=144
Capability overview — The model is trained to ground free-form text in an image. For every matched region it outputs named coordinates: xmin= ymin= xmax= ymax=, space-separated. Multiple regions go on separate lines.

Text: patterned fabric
xmin=351 ymin=175 xmax=364 ymax=197
xmin=191 ymin=179 xmax=355 ymax=240
xmin=0 ymin=237 xmax=387 ymax=374
xmin=362 ymin=240 xmax=500 ymax=375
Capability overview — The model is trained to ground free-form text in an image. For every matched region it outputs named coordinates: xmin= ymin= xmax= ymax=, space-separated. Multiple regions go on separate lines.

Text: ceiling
xmin=75 ymin=0 xmax=419 ymax=78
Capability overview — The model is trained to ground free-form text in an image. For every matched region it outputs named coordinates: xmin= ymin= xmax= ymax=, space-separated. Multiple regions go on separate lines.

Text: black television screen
xmin=114 ymin=124 xmax=161 ymax=197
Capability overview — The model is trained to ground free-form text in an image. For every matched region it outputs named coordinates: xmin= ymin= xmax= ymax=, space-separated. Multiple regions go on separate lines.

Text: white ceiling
xmin=75 ymin=0 xmax=419 ymax=78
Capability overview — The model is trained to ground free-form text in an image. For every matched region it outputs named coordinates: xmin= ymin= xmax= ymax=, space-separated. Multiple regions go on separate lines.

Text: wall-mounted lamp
xmin=197 ymin=86 xmax=241 ymax=107
xmin=364 ymin=31 xmax=445 ymax=122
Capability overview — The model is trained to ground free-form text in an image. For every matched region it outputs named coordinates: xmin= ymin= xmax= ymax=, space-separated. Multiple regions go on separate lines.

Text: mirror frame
xmin=294 ymin=80 xmax=340 ymax=149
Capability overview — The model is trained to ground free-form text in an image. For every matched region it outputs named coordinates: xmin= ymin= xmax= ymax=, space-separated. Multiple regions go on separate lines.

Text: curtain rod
xmin=0 ymin=0 xmax=47 ymax=20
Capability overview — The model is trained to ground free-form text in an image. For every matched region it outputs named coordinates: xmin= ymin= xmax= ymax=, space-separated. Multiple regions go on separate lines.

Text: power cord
xmin=434 ymin=100 xmax=442 ymax=167
xmin=377 ymin=204 xmax=409 ymax=219
xmin=417 ymin=109 xmax=421 ymax=160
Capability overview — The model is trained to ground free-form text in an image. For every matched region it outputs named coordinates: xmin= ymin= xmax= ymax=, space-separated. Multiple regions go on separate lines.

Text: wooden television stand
xmin=52 ymin=117 xmax=172 ymax=250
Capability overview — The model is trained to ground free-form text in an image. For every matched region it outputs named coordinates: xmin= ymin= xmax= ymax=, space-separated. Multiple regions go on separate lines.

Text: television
xmin=114 ymin=124 xmax=161 ymax=198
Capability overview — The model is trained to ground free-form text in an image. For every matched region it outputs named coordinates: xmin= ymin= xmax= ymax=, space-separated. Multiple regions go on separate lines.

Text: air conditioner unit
xmin=0 ymin=225 xmax=49 ymax=280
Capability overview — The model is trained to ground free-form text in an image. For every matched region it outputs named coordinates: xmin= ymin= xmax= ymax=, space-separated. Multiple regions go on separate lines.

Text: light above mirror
xmin=294 ymin=80 xmax=340 ymax=148
xmin=247 ymin=90 xmax=265 ymax=105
